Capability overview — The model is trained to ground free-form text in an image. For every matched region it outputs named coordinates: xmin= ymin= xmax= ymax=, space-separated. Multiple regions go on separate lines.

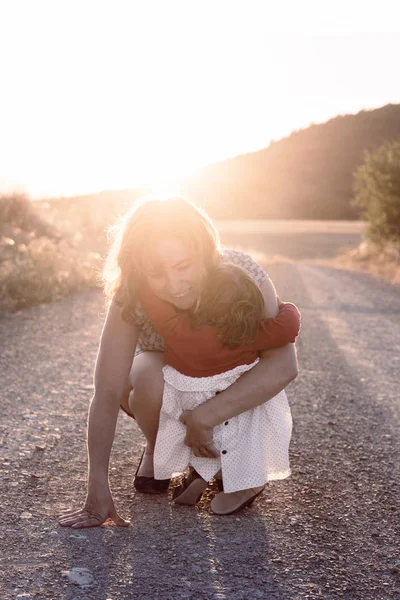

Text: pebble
xmin=69 ymin=533 xmax=88 ymax=540
xmin=20 ymin=512 xmax=32 ymax=519
xmin=62 ymin=567 xmax=94 ymax=586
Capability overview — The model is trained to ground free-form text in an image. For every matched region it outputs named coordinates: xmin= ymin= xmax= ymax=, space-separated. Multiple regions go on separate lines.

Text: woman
xmin=59 ymin=197 xmax=298 ymax=528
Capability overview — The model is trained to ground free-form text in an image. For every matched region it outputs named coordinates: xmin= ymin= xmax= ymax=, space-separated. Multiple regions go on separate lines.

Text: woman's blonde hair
xmin=191 ymin=263 xmax=265 ymax=349
xmin=103 ymin=196 xmax=221 ymax=320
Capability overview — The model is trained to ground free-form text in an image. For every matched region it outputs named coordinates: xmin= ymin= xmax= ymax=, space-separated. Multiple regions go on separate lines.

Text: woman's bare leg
xmin=120 ymin=351 xmax=164 ymax=477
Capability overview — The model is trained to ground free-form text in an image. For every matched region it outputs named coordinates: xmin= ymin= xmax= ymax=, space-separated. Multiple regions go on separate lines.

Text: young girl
xmin=137 ymin=261 xmax=300 ymax=514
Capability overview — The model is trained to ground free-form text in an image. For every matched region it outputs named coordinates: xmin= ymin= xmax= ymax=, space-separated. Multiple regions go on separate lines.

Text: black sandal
xmin=133 ymin=449 xmax=170 ymax=494
xmin=172 ymin=469 xmax=208 ymax=505
xmin=214 ymin=476 xmax=224 ymax=492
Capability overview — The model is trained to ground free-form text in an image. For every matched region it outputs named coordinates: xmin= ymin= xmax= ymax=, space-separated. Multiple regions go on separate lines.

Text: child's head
xmin=192 ymin=262 xmax=265 ymax=349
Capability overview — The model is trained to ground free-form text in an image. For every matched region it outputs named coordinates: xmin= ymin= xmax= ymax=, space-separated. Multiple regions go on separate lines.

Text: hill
xmin=181 ymin=103 xmax=400 ymax=219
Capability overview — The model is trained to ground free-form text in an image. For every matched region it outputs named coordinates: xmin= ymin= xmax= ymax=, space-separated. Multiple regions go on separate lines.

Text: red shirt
xmin=138 ymin=283 xmax=301 ymax=377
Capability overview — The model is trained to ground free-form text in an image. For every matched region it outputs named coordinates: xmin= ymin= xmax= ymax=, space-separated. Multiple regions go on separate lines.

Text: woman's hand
xmin=60 ymin=300 xmax=137 ymax=529
xmin=179 ymin=410 xmax=219 ymax=459
xmin=58 ymin=483 xmax=130 ymax=529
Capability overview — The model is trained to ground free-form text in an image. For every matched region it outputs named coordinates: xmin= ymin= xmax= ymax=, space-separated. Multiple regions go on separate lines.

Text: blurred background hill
xmin=183 ymin=104 xmax=400 ymax=220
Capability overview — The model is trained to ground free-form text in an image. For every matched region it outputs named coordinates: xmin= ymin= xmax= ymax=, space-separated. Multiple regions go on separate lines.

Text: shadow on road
xmin=59 ymin=497 xmax=288 ymax=600
xmin=265 ymin=261 xmax=399 ymax=599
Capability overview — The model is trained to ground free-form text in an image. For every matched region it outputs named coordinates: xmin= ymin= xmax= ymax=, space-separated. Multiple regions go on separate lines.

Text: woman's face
xmin=140 ymin=238 xmax=207 ymax=309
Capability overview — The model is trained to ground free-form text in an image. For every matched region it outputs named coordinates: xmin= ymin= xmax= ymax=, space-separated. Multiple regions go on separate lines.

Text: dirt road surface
xmin=1 ymin=226 xmax=399 ymax=600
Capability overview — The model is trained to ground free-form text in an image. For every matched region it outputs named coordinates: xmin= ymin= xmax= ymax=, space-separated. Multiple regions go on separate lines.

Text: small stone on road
xmin=62 ymin=567 xmax=94 ymax=586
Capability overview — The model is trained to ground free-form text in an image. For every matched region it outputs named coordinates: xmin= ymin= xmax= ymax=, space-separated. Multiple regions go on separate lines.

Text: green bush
xmin=353 ymin=140 xmax=400 ymax=246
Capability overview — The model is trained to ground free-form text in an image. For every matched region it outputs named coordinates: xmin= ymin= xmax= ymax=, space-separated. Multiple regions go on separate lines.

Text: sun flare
xmin=0 ymin=1 xmax=399 ymax=198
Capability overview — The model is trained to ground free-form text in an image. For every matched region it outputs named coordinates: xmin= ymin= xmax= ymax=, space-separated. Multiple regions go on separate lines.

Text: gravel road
xmin=1 ymin=248 xmax=399 ymax=599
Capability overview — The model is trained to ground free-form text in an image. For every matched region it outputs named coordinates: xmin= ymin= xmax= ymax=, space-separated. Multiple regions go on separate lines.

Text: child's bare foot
xmin=210 ymin=486 xmax=265 ymax=515
xmin=172 ymin=469 xmax=208 ymax=505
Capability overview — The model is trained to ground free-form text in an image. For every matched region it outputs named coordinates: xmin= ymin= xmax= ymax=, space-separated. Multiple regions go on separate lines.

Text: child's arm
xmin=254 ymin=301 xmax=301 ymax=351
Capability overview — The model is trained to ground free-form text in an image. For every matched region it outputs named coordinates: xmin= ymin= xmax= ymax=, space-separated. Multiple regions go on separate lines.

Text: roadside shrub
xmin=352 ymin=140 xmax=400 ymax=247
xmin=0 ymin=194 xmax=101 ymax=315
xmin=0 ymin=193 xmax=57 ymax=238
xmin=36 ymin=192 xmax=134 ymax=254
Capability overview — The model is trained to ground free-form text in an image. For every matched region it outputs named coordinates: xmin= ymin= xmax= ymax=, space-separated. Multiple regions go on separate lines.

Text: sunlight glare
xmin=1 ymin=0 xmax=399 ymax=198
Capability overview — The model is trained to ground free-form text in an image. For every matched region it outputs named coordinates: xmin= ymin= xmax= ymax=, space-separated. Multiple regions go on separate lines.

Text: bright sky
xmin=1 ymin=0 xmax=400 ymax=198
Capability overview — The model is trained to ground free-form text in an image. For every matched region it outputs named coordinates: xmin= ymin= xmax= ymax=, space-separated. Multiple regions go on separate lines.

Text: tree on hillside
xmin=352 ymin=140 xmax=400 ymax=246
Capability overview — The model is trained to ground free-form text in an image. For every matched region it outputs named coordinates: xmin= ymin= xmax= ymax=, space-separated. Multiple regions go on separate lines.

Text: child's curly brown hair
xmin=191 ymin=262 xmax=265 ymax=349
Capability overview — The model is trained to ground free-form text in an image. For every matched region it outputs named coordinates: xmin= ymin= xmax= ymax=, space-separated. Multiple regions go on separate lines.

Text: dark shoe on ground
xmin=214 ymin=476 xmax=224 ymax=492
xmin=134 ymin=449 xmax=170 ymax=494
xmin=172 ymin=468 xmax=208 ymax=505
xmin=210 ymin=486 xmax=265 ymax=515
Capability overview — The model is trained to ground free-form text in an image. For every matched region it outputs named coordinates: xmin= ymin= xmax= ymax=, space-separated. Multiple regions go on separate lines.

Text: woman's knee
xmin=129 ymin=352 xmax=164 ymax=413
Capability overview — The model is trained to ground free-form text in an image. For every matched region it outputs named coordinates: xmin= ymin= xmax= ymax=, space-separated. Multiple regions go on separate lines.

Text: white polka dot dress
xmin=153 ymin=359 xmax=293 ymax=493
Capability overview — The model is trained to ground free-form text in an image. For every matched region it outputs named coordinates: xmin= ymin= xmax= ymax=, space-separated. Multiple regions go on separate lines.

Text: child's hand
xmin=179 ymin=410 xmax=220 ymax=459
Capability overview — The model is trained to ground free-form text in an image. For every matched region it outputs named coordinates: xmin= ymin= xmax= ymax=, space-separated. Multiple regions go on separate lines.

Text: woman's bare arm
xmin=181 ymin=277 xmax=298 ymax=454
xmin=88 ymin=300 xmax=139 ymax=481
xmin=59 ymin=300 xmax=138 ymax=528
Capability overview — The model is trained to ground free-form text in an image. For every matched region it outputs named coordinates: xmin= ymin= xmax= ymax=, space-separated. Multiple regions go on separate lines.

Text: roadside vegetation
xmin=0 ymin=194 xmax=105 ymax=315
xmin=336 ymin=139 xmax=400 ymax=284
xmin=333 ymin=242 xmax=400 ymax=285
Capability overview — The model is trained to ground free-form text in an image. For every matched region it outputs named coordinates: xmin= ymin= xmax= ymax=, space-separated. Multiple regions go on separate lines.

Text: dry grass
xmin=0 ymin=194 xmax=103 ymax=315
xmin=35 ymin=192 xmax=133 ymax=254
xmin=328 ymin=241 xmax=400 ymax=285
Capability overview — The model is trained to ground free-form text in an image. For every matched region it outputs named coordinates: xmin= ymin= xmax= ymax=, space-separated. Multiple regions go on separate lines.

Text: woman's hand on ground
xmin=58 ymin=484 xmax=130 ymax=529
xmin=179 ymin=410 xmax=219 ymax=459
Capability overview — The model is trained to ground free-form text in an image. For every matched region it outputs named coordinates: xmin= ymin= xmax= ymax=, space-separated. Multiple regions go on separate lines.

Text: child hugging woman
xmin=59 ymin=197 xmax=299 ymax=528
xmin=137 ymin=262 xmax=300 ymax=515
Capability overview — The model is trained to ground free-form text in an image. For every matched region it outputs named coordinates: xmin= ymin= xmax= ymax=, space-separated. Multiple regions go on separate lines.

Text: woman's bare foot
xmin=210 ymin=486 xmax=265 ymax=515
